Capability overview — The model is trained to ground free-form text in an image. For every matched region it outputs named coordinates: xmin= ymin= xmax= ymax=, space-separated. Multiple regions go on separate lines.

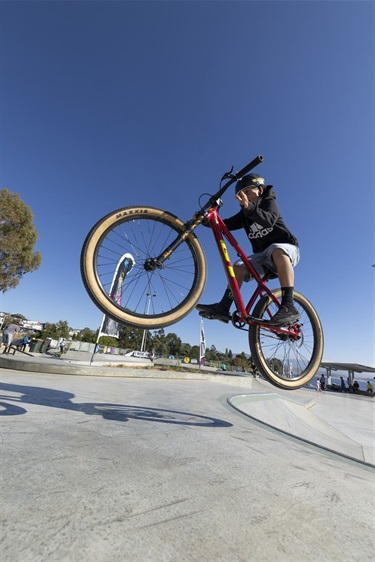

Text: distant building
xmin=1 ymin=312 xmax=45 ymax=332
xmin=21 ymin=320 xmax=44 ymax=332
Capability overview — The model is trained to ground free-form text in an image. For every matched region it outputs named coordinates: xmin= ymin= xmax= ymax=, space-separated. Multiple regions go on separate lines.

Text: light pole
xmin=283 ymin=359 xmax=293 ymax=378
xmin=140 ymin=293 xmax=156 ymax=352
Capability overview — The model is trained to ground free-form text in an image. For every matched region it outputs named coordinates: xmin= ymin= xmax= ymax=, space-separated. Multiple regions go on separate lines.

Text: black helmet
xmin=235 ymin=173 xmax=266 ymax=194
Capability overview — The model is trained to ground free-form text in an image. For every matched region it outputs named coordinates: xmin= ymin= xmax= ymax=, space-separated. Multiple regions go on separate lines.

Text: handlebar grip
xmin=235 ymin=155 xmax=264 ymax=180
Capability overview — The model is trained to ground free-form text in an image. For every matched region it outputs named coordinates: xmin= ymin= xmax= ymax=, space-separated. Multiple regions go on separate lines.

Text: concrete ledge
xmin=0 ymin=354 xmax=197 ymax=378
xmin=0 ymin=354 xmax=263 ymax=388
xmin=228 ymin=393 xmax=370 ymax=465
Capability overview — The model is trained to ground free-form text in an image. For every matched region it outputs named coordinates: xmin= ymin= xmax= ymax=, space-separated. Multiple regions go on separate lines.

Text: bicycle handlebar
xmin=235 ymin=154 xmax=264 ymax=180
xmin=201 ymin=155 xmax=264 ymax=212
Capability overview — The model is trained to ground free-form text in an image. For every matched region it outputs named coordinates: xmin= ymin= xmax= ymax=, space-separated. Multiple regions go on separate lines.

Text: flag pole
xmin=90 ymin=318 xmax=104 ymax=365
xmin=89 ymin=253 xmax=134 ymax=366
xmin=199 ymin=317 xmax=206 ymax=370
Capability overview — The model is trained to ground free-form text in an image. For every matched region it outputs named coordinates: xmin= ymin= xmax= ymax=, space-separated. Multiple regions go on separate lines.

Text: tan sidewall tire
xmin=81 ymin=207 xmax=207 ymax=328
xmin=249 ymin=290 xmax=324 ymax=389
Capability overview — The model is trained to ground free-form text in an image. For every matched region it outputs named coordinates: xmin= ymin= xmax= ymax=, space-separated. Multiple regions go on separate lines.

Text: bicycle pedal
xmin=199 ymin=311 xmax=214 ymax=319
xmin=246 ymin=315 xmax=266 ymax=324
xmin=199 ymin=311 xmax=229 ymax=324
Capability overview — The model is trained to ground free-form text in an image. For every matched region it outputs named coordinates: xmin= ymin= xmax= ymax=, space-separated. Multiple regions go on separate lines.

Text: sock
xmin=281 ymin=287 xmax=294 ymax=308
xmin=219 ymin=288 xmax=234 ymax=312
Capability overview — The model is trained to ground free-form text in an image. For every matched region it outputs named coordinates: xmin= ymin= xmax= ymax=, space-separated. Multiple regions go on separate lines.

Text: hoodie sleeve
xmin=223 ymin=211 xmax=245 ymax=231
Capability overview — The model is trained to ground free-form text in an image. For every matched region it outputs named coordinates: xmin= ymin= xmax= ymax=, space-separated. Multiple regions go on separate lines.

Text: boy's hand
xmin=236 ymin=187 xmax=260 ymax=207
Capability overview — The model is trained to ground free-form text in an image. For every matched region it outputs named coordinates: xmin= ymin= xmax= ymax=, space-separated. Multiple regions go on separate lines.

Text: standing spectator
xmin=316 ymin=377 xmax=321 ymax=392
xmin=2 ymin=320 xmax=22 ymax=353
xmin=320 ymin=374 xmax=326 ymax=391
xmin=59 ymin=340 xmax=66 ymax=356
xmin=340 ymin=377 xmax=347 ymax=393
xmin=366 ymin=381 xmax=373 ymax=397
xmin=353 ymin=380 xmax=359 ymax=393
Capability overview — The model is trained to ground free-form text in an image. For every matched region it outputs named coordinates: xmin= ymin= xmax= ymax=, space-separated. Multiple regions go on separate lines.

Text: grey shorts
xmin=234 ymin=243 xmax=300 ymax=281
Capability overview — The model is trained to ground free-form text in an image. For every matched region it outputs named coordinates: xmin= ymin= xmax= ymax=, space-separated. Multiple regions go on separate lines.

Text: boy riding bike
xmin=82 ymin=154 xmax=323 ymax=389
xmin=196 ymin=173 xmax=301 ymax=326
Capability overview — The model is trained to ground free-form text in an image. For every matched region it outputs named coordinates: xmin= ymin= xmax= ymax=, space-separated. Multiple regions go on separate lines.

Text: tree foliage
xmin=40 ymin=320 xmax=70 ymax=339
xmin=233 ymin=352 xmax=252 ymax=370
xmin=98 ymin=336 xmax=119 ymax=347
xmin=0 ymin=188 xmax=42 ymax=292
xmin=75 ymin=327 xmax=97 ymax=343
xmin=118 ymin=324 xmax=145 ymax=350
xmin=267 ymin=358 xmax=283 ymax=374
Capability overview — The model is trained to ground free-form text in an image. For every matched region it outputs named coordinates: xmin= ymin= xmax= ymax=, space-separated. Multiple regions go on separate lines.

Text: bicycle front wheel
xmin=249 ymin=290 xmax=324 ymax=389
xmin=81 ymin=206 xmax=207 ymax=328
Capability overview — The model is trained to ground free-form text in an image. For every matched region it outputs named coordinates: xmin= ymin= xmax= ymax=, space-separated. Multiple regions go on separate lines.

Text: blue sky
xmin=1 ymin=0 xmax=374 ymax=366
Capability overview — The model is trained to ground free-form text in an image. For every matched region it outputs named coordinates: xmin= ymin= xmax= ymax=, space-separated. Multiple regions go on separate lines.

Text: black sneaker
xmin=196 ymin=302 xmax=231 ymax=323
xmin=268 ymin=304 xmax=301 ymax=326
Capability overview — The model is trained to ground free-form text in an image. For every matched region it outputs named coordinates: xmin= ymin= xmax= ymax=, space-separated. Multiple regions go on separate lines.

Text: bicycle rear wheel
xmin=249 ymin=290 xmax=323 ymax=389
xmin=81 ymin=206 xmax=207 ymax=328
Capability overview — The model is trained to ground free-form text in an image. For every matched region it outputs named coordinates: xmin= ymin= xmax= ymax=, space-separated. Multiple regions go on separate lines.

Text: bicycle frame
xmin=205 ymin=204 xmax=299 ymax=337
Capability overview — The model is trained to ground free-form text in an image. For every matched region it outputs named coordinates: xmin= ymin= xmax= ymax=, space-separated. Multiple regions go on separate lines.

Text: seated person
xmin=366 ymin=381 xmax=373 ymax=397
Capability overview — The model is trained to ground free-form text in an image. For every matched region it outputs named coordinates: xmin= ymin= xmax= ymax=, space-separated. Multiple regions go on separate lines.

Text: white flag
xmin=99 ymin=253 xmax=135 ymax=339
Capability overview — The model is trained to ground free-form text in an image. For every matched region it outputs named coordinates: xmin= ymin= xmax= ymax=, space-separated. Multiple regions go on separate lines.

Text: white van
xmin=125 ymin=350 xmax=151 ymax=359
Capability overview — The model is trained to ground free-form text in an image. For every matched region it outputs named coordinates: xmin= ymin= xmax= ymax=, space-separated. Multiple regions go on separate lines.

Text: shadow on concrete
xmin=0 ymin=382 xmax=232 ymax=427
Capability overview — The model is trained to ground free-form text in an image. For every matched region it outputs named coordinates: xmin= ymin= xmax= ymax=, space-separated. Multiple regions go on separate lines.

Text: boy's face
xmin=240 ymin=186 xmax=261 ymax=198
xmin=236 ymin=185 xmax=263 ymax=206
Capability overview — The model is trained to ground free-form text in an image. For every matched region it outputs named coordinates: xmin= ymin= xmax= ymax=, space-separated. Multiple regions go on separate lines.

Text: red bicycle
xmin=81 ymin=155 xmax=323 ymax=389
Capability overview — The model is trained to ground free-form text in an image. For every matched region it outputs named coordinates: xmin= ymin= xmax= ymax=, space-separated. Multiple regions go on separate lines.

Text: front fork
xmin=144 ymin=215 xmax=204 ymax=271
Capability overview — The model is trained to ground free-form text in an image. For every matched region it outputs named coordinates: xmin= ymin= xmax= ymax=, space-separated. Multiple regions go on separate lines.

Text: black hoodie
xmin=223 ymin=186 xmax=298 ymax=254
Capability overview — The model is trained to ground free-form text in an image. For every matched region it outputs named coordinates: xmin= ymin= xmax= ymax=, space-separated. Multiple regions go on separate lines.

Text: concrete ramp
xmin=228 ymin=393 xmax=366 ymax=463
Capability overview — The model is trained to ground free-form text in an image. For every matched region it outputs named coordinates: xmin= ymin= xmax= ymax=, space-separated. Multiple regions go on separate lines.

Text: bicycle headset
xmin=235 ymin=173 xmax=266 ymax=195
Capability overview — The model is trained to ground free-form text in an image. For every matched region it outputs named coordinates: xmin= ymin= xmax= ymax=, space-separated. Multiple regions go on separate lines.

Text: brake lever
xmin=220 ymin=166 xmax=235 ymax=182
